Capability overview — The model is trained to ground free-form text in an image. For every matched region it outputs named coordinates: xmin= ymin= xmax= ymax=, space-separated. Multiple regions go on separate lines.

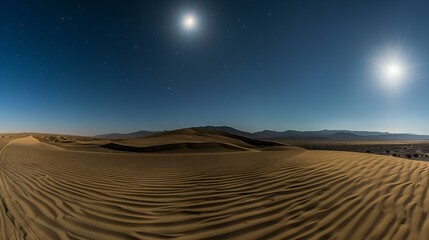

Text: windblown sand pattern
xmin=1 ymin=136 xmax=429 ymax=239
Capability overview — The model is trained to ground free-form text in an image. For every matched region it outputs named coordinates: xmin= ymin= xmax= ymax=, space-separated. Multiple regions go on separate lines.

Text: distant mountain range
xmin=95 ymin=126 xmax=429 ymax=140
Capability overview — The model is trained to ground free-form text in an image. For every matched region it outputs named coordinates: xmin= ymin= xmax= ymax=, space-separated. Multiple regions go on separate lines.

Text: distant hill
xmin=252 ymin=129 xmax=429 ymax=140
xmin=191 ymin=126 xmax=255 ymax=138
xmin=95 ymin=126 xmax=254 ymax=139
xmin=99 ymin=127 xmax=286 ymax=153
xmin=95 ymin=126 xmax=429 ymax=141
xmin=145 ymin=127 xmax=285 ymax=147
xmin=95 ymin=130 xmax=158 ymax=139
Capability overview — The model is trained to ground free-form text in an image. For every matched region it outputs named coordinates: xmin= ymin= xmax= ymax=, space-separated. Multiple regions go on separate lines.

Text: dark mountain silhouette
xmin=96 ymin=126 xmax=429 ymax=141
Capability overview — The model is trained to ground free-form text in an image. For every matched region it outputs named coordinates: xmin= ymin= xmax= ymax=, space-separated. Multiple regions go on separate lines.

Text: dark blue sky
xmin=1 ymin=0 xmax=429 ymax=135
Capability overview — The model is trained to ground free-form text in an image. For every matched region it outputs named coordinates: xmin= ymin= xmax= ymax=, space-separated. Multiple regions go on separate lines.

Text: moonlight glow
xmin=371 ymin=46 xmax=415 ymax=91
xmin=183 ymin=15 xmax=196 ymax=30
xmin=384 ymin=63 xmax=404 ymax=82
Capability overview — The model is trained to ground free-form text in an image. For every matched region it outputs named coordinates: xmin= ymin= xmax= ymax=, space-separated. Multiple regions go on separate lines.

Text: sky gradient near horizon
xmin=1 ymin=0 xmax=429 ymax=135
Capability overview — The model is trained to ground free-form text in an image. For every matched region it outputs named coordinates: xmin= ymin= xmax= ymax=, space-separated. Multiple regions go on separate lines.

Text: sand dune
xmin=36 ymin=128 xmax=287 ymax=153
xmin=117 ymin=128 xmax=285 ymax=149
xmin=1 ymin=136 xmax=429 ymax=239
xmin=101 ymin=142 xmax=251 ymax=153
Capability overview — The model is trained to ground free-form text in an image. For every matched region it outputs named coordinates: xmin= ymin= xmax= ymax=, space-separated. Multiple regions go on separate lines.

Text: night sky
xmin=1 ymin=0 xmax=429 ymax=135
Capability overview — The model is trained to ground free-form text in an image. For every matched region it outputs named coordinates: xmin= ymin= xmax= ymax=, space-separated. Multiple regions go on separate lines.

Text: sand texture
xmin=0 ymin=135 xmax=429 ymax=239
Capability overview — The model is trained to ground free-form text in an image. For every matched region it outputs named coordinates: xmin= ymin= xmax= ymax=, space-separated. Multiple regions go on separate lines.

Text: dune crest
xmin=8 ymin=135 xmax=64 ymax=151
xmin=10 ymin=136 xmax=41 ymax=145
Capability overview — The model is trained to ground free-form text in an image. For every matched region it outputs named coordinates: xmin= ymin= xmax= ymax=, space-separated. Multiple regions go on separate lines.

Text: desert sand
xmin=0 ymin=131 xmax=429 ymax=239
xmin=282 ymin=139 xmax=429 ymax=161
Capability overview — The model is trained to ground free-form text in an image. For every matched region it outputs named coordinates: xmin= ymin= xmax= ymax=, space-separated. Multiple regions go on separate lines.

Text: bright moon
xmin=384 ymin=63 xmax=403 ymax=80
xmin=183 ymin=15 xmax=196 ymax=29
xmin=371 ymin=46 xmax=414 ymax=91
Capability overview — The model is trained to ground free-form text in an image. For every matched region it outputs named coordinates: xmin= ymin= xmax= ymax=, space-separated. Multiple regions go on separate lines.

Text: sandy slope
xmin=1 ymin=136 xmax=429 ymax=239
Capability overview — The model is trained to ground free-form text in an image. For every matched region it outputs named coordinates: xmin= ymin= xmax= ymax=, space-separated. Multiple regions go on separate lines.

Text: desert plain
xmin=0 ymin=129 xmax=429 ymax=239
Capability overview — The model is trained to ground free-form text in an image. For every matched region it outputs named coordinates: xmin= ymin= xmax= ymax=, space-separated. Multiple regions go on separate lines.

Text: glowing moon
xmin=371 ymin=46 xmax=414 ymax=91
xmin=384 ymin=63 xmax=404 ymax=81
xmin=183 ymin=15 xmax=196 ymax=30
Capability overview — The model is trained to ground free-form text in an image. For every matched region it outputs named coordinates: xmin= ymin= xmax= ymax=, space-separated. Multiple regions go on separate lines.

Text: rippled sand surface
xmin=0 ymin=136 xmax=428 ymax=239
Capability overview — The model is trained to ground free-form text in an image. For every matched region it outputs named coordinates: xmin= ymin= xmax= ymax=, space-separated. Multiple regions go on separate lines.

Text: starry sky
xmin=1 ymin=0 xmax=429 ymax=135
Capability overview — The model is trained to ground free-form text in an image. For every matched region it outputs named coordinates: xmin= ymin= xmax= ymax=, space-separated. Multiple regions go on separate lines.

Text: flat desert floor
xmin=283 ymin=140 xmax=429 ymax=161
xmin=1 ymin=131 xmax=429 ymax=239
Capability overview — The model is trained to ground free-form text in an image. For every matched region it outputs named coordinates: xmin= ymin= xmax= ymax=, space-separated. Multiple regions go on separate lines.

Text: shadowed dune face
xmin=1 ymin=136 xmax=429 ymax=239
xmin=110 ymin=128 xmax=286 ymax=153
xmin=100 ymin=142 xmax=250 ymax=153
